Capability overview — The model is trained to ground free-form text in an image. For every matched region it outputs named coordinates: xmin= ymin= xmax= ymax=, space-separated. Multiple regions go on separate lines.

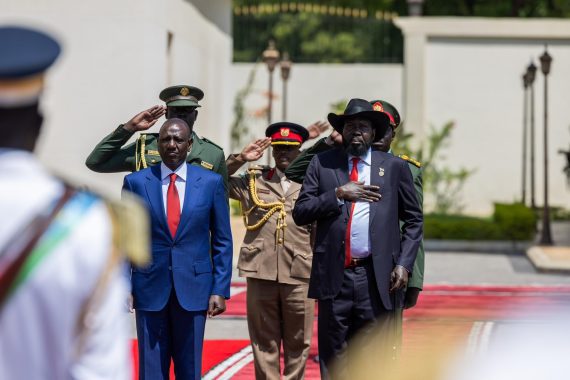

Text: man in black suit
xmin=292 ymin=99 xmax=423 ymax=379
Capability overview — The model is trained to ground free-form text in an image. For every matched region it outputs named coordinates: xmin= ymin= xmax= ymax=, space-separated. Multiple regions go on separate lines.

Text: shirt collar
xmin=274 ymin=167 xmax=289 ymax=181
xmin=161 ymin=162 xmax=187 ymax=181
xmin=349 ymin=147 xmax=372 ymax=166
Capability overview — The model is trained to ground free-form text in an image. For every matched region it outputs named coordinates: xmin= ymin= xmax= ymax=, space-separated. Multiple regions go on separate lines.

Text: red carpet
xmin=131 ymin=284 xmax=570 ymax=379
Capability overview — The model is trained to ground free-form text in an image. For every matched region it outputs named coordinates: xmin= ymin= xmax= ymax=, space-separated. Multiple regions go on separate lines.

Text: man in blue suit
xmin=292 ymin=99 xmax=422 ymax=379
xmin=122 ymin=118 xmax=233 ymax=380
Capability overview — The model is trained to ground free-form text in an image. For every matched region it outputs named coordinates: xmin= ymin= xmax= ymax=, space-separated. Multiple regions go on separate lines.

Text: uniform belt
xmin=345 ymin=256 xmax=371 ymax=268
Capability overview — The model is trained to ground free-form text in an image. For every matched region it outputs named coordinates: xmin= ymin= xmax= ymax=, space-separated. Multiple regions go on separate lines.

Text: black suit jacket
xmin=292 ymin=148 xmax=422 ymax=310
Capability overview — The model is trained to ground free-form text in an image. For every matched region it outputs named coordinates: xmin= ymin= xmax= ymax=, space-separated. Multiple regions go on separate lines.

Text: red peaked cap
xmin=265 ymin=122 xmax=309 ymax=146
xmin=370 ymin=99 xmax=401 ymax=128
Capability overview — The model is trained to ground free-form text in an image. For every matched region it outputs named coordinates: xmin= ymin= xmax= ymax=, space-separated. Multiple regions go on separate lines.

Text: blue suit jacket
xmin=292 ymin=149 xmax=422 ymax=310
xmin=123 ymin=164 xmax=233 ymax=312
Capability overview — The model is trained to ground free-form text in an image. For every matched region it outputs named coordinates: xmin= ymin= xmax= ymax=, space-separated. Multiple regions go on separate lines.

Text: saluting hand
xmin=336 ymin=181 xmax=381 ymax=203
xmin=307 ymin=120 xmax=331 ymax=140
xmin=238 ymin=137 xmax=271 ymax=162
xmin=390 ymin=265 xmax=409 ymax=293
xmin=208 ymin=295 xmax=226 ymax=318
xmin=123 ymin=105 xmax=166 ymax=133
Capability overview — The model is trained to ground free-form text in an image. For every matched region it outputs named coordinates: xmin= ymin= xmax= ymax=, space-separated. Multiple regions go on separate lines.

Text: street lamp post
xmin=280 ymin=52 xmax=292 ymax=121
xmin=539 ymin=47 xmax=553 ymax=245
xmin=521 ymin=72 xmax=529 ymax=205
xmin=526 ymin=62 xmax=537 ymax=210
xmin=262 ymin=40 xmax=280 ymax=164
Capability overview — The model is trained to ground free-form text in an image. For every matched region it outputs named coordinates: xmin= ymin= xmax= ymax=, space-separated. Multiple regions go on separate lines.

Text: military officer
xmin=85 ymin=85 xmax=228 ymax=191
xmin=284 ymin=100 xmax=425 ymax=356
xmin=0 ymin=26 xmax=149 ymax=380
xmin=227 ymin=122 xmax=315 ymax=380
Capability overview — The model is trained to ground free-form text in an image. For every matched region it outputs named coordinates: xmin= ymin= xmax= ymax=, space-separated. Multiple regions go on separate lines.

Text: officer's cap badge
xmin=373 ymin=102 xmax=384 ymax=112
xmin=180 ymin=87 xmax=190 ymax=96
xmin=280 ymin=128 xmax=290 ymax=137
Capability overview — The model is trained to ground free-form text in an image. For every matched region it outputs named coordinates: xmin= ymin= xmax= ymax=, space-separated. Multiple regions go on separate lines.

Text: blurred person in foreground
xmin=292 ymin=99 xmax=422 ymax=379
xmin=122 ymin=118 xmax=233 ymax=380
xmin=0 ymin=26 xmax=148 ymax=379
xmin=226 ymin=122 xmax=315 ymax=379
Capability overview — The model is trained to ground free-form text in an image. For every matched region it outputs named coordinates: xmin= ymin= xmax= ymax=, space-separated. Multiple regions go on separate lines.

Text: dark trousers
xmin=318 ymin=262 xmax=397 ymax=380
xmin=135 ymin=291 xmax=206 ymax=380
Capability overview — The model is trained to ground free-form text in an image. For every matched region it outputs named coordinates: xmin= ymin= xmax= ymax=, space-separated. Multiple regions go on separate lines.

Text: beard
xmin=344 ymin=138 xmax=372 ymax=157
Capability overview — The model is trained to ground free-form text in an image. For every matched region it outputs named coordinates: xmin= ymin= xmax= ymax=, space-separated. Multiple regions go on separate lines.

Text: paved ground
xmin=204 ymin=219 xmax=570 ymax=340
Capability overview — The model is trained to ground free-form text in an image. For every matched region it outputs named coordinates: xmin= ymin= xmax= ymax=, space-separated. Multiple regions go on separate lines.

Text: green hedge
xmin=425 ymin=203 xmax=537 ymax=241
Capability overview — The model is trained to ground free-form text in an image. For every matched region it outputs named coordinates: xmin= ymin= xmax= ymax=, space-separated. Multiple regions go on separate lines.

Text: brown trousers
xmin=246 ymin=278 xmax=315 ymax=380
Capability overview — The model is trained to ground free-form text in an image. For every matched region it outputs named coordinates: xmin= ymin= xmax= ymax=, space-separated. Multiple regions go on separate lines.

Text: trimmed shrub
xmin=424 ymin=214 xmax=503 ymax=240
xmin=424 ymin=203 xmax=537 ymax=241
xmin=493 ymin=202 xmax=537 ymax=241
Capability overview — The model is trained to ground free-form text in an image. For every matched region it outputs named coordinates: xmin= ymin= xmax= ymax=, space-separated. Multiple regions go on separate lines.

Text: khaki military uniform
xmin=228 ymin=156 xmax=314 ymax=380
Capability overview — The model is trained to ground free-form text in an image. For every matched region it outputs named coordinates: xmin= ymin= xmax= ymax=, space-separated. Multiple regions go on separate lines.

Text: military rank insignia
xmin=200 ymin=161 xmax=214 ymax=170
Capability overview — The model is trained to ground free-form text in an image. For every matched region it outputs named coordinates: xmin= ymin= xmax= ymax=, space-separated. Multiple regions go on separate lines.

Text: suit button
xmin=168 ymin=266 xmax=172 ymax=271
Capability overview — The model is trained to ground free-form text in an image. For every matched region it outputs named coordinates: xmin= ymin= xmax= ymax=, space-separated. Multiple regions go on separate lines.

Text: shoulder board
xmin=105 ymin=194 xmax=150 ymax=268
xmin=200 ymin=137 xmax=224 ymax=151
xmin=247 ymin=164 xmax=271 ymax=172
xmin=138 ymin=132 xmax=158 ymax=139
xmin=398 ymin=154 xmax=422 ymax=168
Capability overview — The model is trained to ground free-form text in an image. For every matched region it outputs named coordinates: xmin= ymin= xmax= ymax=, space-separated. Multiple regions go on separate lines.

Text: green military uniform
xmin=85 ymin=84 xmax=228 ymax=192
xmin=85 ymin=126 xmax=227 ymax=186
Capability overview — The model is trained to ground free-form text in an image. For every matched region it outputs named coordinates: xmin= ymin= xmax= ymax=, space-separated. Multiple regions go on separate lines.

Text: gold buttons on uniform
xmin=280 ymin=197 xmax=286 ymax=202
xmin=278 ymin=238 xmax=283 ymax=244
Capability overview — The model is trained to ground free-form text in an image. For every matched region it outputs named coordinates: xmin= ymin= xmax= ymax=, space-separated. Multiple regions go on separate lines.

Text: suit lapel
xmin=285 ymin=181 xmax=301 ymax=199
xmin=144 ymin=165 xmax=170 ymax=237
xmin=333 ymin=151 xmax=351 ymax=218
xmin=370 ymin=150 xmax=388 ymax=226
xmin=176 ymin=164 xmax=201 ymax=240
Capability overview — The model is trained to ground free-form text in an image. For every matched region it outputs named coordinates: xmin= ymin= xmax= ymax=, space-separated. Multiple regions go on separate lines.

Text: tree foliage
xmin=393 ymin=121 xmax=476 ymax=214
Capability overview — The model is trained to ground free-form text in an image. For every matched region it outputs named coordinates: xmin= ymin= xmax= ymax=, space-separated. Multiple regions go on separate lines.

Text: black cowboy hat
xmin=327 ymin=98 xmax=390 ymax=135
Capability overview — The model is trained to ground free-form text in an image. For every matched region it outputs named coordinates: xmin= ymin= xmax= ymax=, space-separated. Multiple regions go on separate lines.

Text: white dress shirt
xmin=348 ymin=148 xmax=372 ymax=258
xmin=161 ymin=162 xmax=187 ymax=215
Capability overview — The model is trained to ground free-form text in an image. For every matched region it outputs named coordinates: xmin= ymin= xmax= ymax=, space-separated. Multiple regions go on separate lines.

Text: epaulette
xmin=399 ymin=154 xmax=422 ymax=168
xmin=248 ymin=164 xmax=271 ymax=172
xmin=200 ymin=136 xmax=224 ymax=152
xmin=105 ymin=194 xmax=150 ymax=268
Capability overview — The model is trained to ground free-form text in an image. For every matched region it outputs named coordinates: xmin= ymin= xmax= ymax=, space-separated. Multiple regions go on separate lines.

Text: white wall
xmin=425 ymin=37 xmax=570 ymax=214
xmin=2 ymin=0 xmax=232 ymax=197
xmin=230 ymin=63 xmax=403 ymax=148
xmin=396 ymin=18 xmax=570 ymax=214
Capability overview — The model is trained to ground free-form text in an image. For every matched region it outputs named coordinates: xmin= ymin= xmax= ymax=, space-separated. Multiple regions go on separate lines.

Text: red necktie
xmin=345 ymin=157 xmax=360 ymax=267
xmin=167 ymin=173 xmax=180 ymax=238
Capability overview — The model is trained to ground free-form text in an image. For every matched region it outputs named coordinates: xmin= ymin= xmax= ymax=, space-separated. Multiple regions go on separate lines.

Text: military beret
xmin=265 ymin=122 xmax=309 ymax=146
xmin=0 ymin=26 xmax=61 ymax=107
xmin=159 ymin=85 xmax=204 ymax=108
xmin=370 ymin=99 xmax=401 ymax=128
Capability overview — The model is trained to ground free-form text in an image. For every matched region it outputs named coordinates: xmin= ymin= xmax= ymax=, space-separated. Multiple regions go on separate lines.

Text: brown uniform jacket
xmin=229 ymin=164 xmax=312 ymax=285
